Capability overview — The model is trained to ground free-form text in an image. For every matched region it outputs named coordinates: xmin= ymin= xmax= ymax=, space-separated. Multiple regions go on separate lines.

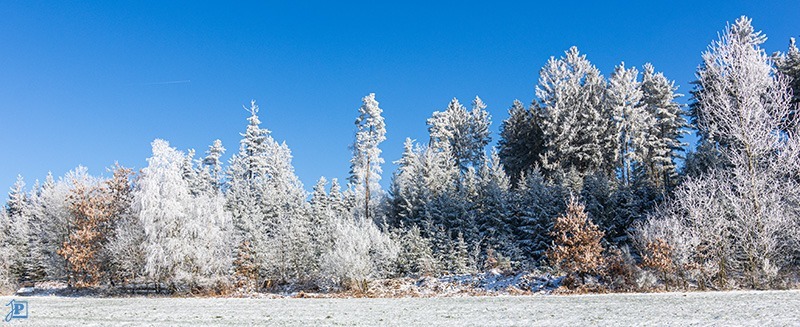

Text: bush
xmin=321 ymin=218 xmax=398 ymax=292
xmin=547 ymin=196 xmax=605 ymax=289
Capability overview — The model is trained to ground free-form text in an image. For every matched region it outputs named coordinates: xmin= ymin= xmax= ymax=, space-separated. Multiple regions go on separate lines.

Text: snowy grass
xmin=2 ymin=290 xmax=799 ymax=326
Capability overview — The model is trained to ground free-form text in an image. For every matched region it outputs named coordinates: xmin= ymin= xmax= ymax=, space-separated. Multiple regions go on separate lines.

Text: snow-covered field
xmin=3 ymin=290 xmax=798 ymax=326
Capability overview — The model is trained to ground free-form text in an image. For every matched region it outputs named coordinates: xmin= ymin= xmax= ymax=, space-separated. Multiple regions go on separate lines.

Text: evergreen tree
xmin=226 ymin=100 xmax=311 ymax=285
xmin=202 ymin=139 xmax=226 ymax=191
xmin=476 ymin=152 xmax=517 ymax=261
xmin=607 ymin=62 xmax=647 ymax=186
xmin=349 ymin=93 xmax=387 ymax=222
xmin=5 ymin=176 xmax=43 ymax=283
xmin=393 ymin=225 xmax=437 ymax=276
xmin=640 ymin=63 xmax=687 ymax=190
xmin=498 ymin=100 xmax=545 ymax=184
xmin=427 ymin=96 xmax=492 ymax=171
xmin=511 ymin=169 xmax=565 ymax=263
xmin=536 ymin=47 xmax=612 ymax=180
xmin=775 ymin=37 xmax=800 ymax=105
xmin=0 ymin=208 xmax=12 ymax=289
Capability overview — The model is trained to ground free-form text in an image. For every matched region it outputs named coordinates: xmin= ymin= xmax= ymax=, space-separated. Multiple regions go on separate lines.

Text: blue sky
xmin=1 ymin=1 xmax=798 ymax=193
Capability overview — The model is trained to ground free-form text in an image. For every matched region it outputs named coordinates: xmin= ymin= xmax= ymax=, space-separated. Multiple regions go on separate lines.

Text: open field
xmin=2 ymin=290 xmax=799 ymax=326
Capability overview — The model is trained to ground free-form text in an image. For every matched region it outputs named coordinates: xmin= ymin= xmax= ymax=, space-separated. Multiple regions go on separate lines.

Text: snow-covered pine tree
xmin=226 ymin=100 xmax=311 ymax=285
xmin=536 ymin=47 xmax=612 ymax=180
xmin=5 ymin=176 xmax=44 ymax=283
xmin=427 ymin=97 xmax=491 ymax=171
xmin=309 ymin=177 xmax=334 ymax=265
xmin=607 ymin=62 xmax=647 ymax=186
xmin=328 ymin=178 xmax=348 ymax=217
xmin=226 ymin=101 xmax=272 ymax=282
xmin=260 ymin=133 xmax=313 ymax=284
xmin=393 ymin=224 xmax=437 ymax=276
xmin=476 ymin=152 xmax=517 ymax=262
xmin=640 ymin=63 xmax=686 ymax=190
xmin=0 ymin=208 xmax=12 ymax=290
xmin=201 ymin=139 xmax=226 ymax=192
xmin=511 ymin=169 xmax=566 ymax=263
xmin=349 ymin=93 xmax=387 ymax=223
xmin=498 ymin=100 xmax=545 ymax=184
xmin=389 ymin=138 xmax=421 ymax=227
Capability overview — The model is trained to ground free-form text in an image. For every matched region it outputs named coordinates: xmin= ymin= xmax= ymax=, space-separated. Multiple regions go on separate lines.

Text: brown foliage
xmin=233 ymin=240 xmax=259 ymax=291
xmin=641 ymin=238 xmax=676 ymax=290
xmin=547 ymin=196 xmax=605 ymax=288
xmin=602 ymin=247 xmax=639 ymax=292
xmin=57 ymin=166 xmax=133 ymax=288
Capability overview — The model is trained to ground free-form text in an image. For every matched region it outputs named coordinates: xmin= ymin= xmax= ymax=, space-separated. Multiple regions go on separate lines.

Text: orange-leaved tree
xmin=547 ymin=196 xmax=605 ymax=287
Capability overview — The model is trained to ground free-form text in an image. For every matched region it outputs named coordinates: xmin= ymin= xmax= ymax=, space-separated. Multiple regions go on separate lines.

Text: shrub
xmin=547 ymin=196 xmax=605 ymax=288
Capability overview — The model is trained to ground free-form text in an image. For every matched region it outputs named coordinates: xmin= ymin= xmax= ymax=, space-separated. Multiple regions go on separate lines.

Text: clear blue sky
xmin=1 ymin=1 xmax=798 ymax=193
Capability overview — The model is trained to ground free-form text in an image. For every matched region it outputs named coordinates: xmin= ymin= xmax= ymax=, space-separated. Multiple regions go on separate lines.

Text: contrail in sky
xmin=134 ymin=80 xmax=192 ymax=86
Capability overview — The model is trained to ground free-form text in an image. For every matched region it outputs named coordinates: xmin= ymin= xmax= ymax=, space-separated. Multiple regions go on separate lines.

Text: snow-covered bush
xmin=322 ymin=218 xmax=398 ymax=292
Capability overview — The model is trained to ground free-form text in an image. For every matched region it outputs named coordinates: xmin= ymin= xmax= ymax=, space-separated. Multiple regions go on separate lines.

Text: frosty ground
xmin=4 ymin=290 xmax=799 ymax=326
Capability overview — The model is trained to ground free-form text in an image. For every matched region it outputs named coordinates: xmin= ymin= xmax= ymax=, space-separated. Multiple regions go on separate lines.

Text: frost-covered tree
xmin=5 ymin=176 xmax=45 ymax=283
xmin=349 ymin=93 xmax=387 ymax=222
xmin=640 ymin=63 xmax=686 ymax=190
xmin=775 ymin=37 xmax=800 ymax=105
xmin=226 ymin=100 xmax=274 ymax=280
xmin=308 ymin=177 xmax=335 ymax=265
xmin=607 ymin=62 xmax=647 ymax=186
xmin=510 ymin=169 xmax=566 ymax=263
xmin=105 ymin=167 xmax=144 ymax=285
xmin=226 ymin=100 xmax=310 ymax=285
xmin=498 ymin=100 xmax=545 ymax=184
xmin=391 ymin=140 xmax=460 ymax=230
xmin=0 ymin=209 xmax=12 ymax=290
xmin=29 ymin=168 xmax=99 ymax=281
xmin=201 ymin=139 xmax=226 ymax=191
xmin=136 ymin=139 xmax=231 ymax=290
xmin=476 ymin=152 xmax=516 ymax=260
xmin=389 ymin=138 xmax=421 ymax=227
xmin=392 ymin=225 xmax=437 ymax=276
xmin=536 ymin=47 xmax=613 ymax=180
xmin=427 ymin=96 xmax=492 ymax=171
xmin=639 ymin=16 xmax=800 ymax=289
xmin=57 ymin=167 xmax=132 ymax=288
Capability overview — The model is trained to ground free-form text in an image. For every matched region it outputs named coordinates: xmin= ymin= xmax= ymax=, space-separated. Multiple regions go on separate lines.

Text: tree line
xmin=1 ymin=16 xmax=798 ymax=293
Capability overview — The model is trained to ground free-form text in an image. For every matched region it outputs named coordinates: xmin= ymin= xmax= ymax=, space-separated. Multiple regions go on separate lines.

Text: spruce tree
xmin=640 ymin=63 xmax=686 ymax=190
xmin=775 ymin=37 xmax=800 ymax=105
xmin=349 ymin=93 xmax=387 ymax=222
xmin=498 ymin=100 xmax=545 ymax=184
xmin=427 ymin=96 xmax=491 ymax=171
xmin=536 ymin=47 xmax=612 ymax=180
xmin=607 ymin=62 xmax=647 ymax=186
